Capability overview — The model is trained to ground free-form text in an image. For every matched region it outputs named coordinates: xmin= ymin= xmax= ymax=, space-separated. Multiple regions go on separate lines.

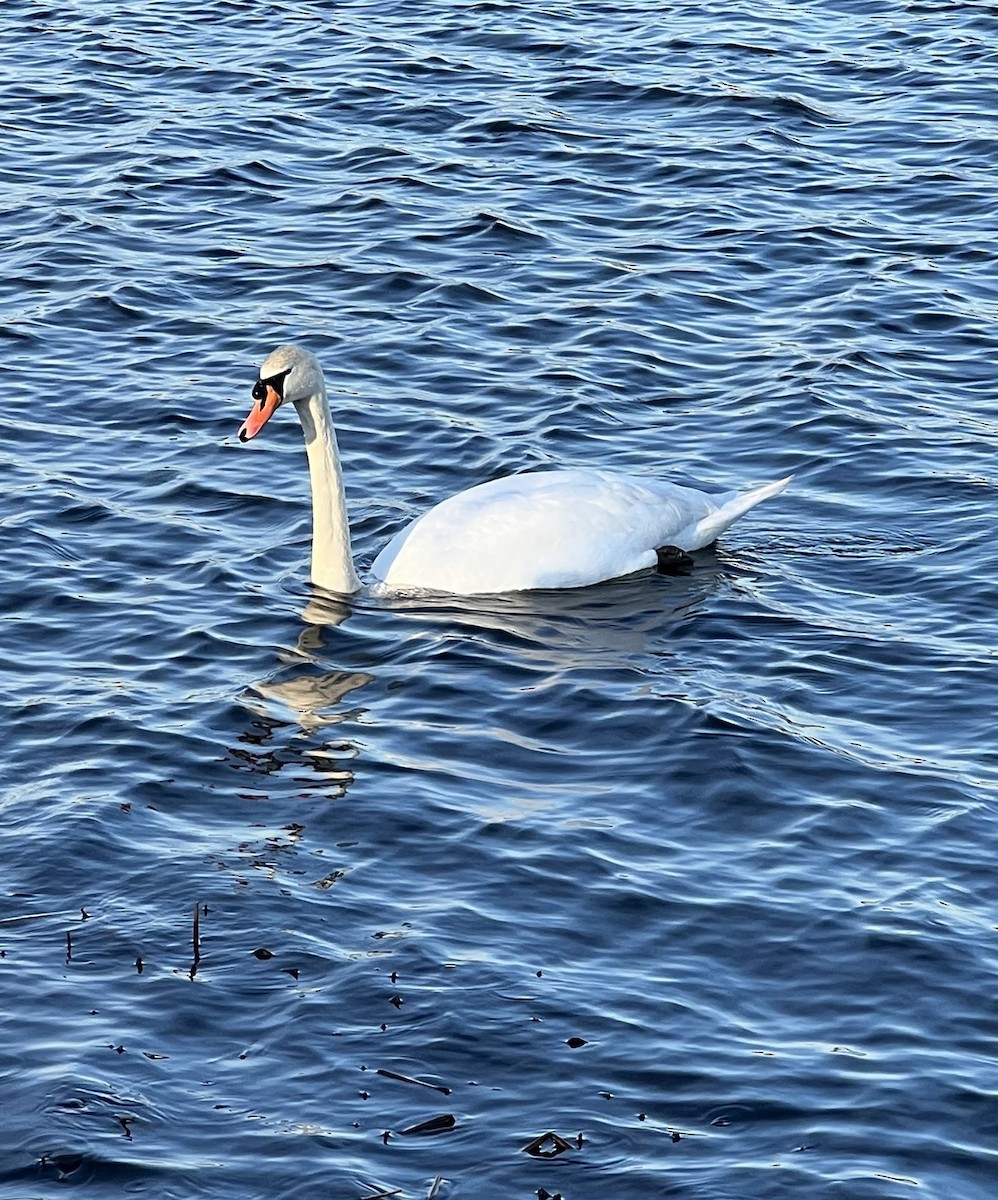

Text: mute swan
xmin=237 ymin=344 xmax=790 ymax=596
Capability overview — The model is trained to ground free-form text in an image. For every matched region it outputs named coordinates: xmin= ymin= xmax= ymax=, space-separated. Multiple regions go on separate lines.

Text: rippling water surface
xmin=3 ymin=1 xmax=998 ymax=1196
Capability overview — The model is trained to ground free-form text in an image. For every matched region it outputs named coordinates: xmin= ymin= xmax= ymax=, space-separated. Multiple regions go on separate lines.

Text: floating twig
xmin=0 ymin=912 xmax=65 ymax=928
xmin=377 ymin=1068 xmax=451 ymax=1096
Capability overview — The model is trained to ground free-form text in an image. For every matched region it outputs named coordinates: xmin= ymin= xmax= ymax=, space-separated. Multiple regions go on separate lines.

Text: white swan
xmin=238 ymin=344 xmax=790 ymax=596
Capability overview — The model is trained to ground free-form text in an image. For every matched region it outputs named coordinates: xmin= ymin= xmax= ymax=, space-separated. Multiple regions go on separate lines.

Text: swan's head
xmin=238 ymin=344 xmax=325 ymax=443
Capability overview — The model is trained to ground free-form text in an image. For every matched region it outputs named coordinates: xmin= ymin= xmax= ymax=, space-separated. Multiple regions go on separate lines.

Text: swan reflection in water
xmin=238 ymin=556 xmax=732 ymax=737
xmin=240 ymin=622 xmax=374 ymax=736
xmin=228 ymin=556 xmax=743 ymax=828
xmin=307 ymin=553 xmax=732 ymax=652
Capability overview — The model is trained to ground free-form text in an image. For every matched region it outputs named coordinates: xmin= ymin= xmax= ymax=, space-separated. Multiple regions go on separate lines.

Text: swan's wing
xmin=369 ymin=469 xmax=727 ymax=595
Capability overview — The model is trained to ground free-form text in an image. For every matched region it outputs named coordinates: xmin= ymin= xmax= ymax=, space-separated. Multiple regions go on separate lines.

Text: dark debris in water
xmin=312 ymin=869 xmax=346 ymax=889
xmin=37 ymin=1153 xmax=85 ymax=1180
xmin=522 ymin=1130 xmax=573 ymax=1159
xmin=398 ymin=1113 xmax=456 ymax=1137
xmin=377 ymin=1067 xmax=451 ymax=1095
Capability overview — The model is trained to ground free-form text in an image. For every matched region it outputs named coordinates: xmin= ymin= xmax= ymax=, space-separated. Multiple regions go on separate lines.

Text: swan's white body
xmin=238 ymin=345 xmax=790 ymax=597
xmin=370 ymin=468 xmax=789 ymax=594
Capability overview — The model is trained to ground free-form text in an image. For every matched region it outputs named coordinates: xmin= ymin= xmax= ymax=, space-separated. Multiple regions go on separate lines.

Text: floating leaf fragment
xmin=399 ymin=1114 xmax=456 ymax=1137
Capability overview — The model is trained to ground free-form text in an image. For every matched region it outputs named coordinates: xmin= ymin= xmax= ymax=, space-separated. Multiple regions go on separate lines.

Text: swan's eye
xmin=253 ymin=368 xmax=292 ymax=408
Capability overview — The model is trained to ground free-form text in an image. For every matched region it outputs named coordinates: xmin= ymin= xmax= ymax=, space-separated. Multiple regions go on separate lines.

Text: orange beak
xmin=238 ymin=384 xmax=281 ymax=443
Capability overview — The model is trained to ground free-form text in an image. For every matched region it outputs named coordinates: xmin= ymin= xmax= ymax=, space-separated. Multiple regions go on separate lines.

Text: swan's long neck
xmin=295 ymin=388 xmax=362 ymax=595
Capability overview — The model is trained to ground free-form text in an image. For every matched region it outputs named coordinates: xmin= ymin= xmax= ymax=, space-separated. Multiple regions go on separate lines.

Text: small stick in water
xmin=376 ymin=1068 xmax=451 ymax=1096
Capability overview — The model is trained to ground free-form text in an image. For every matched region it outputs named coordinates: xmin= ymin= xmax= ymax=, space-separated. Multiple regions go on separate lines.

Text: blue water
xmin=3 ymin=1 xmax=998 ymax=1196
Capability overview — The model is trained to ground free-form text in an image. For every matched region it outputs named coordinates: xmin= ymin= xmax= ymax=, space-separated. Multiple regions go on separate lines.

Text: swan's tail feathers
xmin=686 ymin=475 xmax=793 ymax=550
